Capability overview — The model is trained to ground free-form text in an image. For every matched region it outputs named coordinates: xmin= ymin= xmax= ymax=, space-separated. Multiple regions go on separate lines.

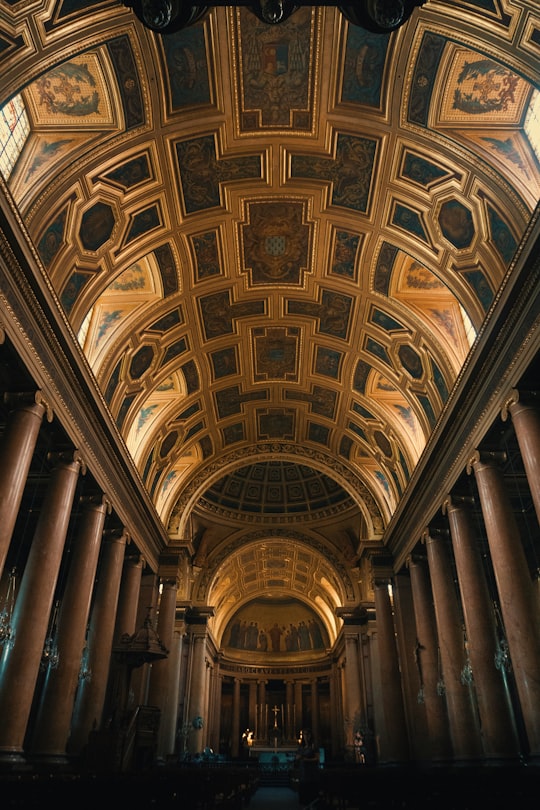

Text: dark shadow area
xmin=1 ymin=763 xmax=539 ymax=809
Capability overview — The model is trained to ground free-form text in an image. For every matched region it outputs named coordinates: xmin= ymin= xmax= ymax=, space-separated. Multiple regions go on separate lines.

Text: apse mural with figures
xmin=223 ymin=597 xmax=329 ymax=656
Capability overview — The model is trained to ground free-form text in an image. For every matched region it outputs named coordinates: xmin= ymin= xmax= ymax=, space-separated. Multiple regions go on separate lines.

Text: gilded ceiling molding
xmin=167 ymin=440 xmax=386 ymax=537
xmin=196 ymin=494 xmax=359 ymax=526
xmin=194 ymin=526 xmax=358 ymax=602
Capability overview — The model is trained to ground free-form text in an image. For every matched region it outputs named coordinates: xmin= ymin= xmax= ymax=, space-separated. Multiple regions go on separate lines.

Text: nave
xmin=0 ymin=0 xmax=539 ymax=788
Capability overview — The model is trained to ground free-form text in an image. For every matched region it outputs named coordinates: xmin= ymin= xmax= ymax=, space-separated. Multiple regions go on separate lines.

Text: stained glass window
xmin=0 ymin=94 xmax=30 ymax=180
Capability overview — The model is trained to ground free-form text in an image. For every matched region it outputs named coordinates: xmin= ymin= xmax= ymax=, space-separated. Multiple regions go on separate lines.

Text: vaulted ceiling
xmin=1 ymin=0 xmax=539 ymax=637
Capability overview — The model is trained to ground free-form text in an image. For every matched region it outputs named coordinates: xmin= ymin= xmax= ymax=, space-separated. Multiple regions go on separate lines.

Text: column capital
xmin=79 ymin=493 xmax=113 ymax=514
xmin=442 ymin=493 xmax=475 ymax=515
xmin=47 ymin=448 xmax=87 ymax=474
xmin=501 ymin=388 xmax=540 ymax=421
xmin=405 ymin=551 xmax=427 ymax=568
xmin=3 ymin=390 xmax=53 ymax=422
xmin=421 ymin=526 xmax=449 ymax=545
xmin=466 ymin=448 xmax=507 ymax=474
xmin=160 ymin=576 xmax=180 ymax=590
xmin=123 ymin=550 xmax=144 ymax=568
xmin=102 ymin=527 xmax=130 ymax=545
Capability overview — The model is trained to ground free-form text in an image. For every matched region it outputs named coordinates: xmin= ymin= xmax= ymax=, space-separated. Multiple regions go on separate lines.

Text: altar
xmin=251 ymin=746 xmax=297 ymax=777
xmin=252 ymin=746 xmax=297 ymax=761
xmin=242 ymin=702 xmax=302 ymax=766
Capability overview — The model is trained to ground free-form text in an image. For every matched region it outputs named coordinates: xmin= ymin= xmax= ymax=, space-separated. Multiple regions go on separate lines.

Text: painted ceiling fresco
xmin=0 ymin=0 xmax=538 ymax=639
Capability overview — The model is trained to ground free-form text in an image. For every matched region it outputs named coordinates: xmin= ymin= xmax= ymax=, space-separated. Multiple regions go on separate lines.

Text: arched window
xmin=0 ymin=94 xmax=29 ymax=180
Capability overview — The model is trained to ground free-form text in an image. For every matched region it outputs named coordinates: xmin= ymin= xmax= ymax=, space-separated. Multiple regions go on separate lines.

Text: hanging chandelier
xmin=124 ymin=0 xmax=425 ymax=34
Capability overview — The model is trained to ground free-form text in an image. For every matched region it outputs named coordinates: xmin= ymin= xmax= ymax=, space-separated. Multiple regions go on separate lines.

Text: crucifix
xmin=272 ymin=704 xmax=280 ymax=729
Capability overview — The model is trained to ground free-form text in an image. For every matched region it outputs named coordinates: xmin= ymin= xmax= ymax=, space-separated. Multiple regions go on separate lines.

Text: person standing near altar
xmin=295 ymin=729 xmax=320 ymax=807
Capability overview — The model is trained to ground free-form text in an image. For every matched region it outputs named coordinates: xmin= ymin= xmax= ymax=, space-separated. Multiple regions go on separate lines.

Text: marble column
xmin=203 ymin=657 xmax=212 ymax=746
xmin=188 ymin=632 xmax=209 ymax=754
xmin=502 ymin=389 xmax=540 ymax=526
xmin=0 ymin=450 xmax=83 ymax=761
xmin=359 ymin=629 xmax=372 ymax=732
xmin=150 ymin=578 xmax=178 ymax=758
xmin=392 ymin=571 xmax=430 ymax=762
xmin=0 ymin=392 xmax=51 ymax=581
xmin=257 ymin=679 xmax=267 ymax=739
xmin=99 ymin=554 xmax=144 ymax=728
xmin=343 ymin=632 xmax=363 ymax=747
xmin=146 ymin=578 xmax=178 ymax=731
xmin=285 ymin=680 xmax=294 ymax=740
xmin=424 ymin=528 xmax=483 ymax=762
xmin=114 ymin=555 xmax=145 ymax=643
xmin=468 ymin=450 xmax=540 ymax=760
xmin=330 ymin=662 xmax=342 ymax=756
xmin=294 ymin=679 xmax=304 ymax=734
xmin=310 ymin=679 xmax=319 ymax=746
xmin=31 ymin=494 xmax=111 ymax=759
xmin=68 ymin=528 xmax=128 ymax=754
xmin=248 ymin=680 xmax=257 ymax=733
xmin=443 ymin=494 xmax=521 ymax=762
xmin=373 ymin=579 xmax=409 ymax=764
xmin=130 ymin=572 xmax=159 ymax=706
xmin=166 ymin=631 xmax=185 ymax=756
xmin=209 ymin=670 xmax=222 ymax=754
xmin=231 ymin=676 xmax=241 ymax=758
xmin=408 ymin=554 xmax=452 ymax=763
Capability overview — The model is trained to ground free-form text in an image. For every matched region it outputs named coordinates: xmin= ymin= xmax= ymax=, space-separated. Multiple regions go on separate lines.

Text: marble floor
xmin=247 ymin=785 xmax=301 ymax=809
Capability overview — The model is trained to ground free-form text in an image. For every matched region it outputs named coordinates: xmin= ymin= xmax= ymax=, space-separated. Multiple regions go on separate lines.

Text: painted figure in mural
xmin=246 ymin=621 xmax=259 ymax=649
xmin=258 ymin=628 xmax=268 ymax=651
xmin=308 ymin=618 xmax=324 ymax=649
xmin=298 ymin=620 xmax=311 ymax=650
xmin=227 ymin=610 xmax=327 ymax=652
xmin=286 ymin=623 xmax=300 ymax=651
xmin=268 ymin=622 xmax=284 ymax=652
xmin=239 ymin=620 xmax=249 ymax=648
xmin=229 ymin=618 xmax=241 ymax=647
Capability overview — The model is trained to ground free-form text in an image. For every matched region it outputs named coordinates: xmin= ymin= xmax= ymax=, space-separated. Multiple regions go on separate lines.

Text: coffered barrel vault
xmin=0 ymin=0 xmax=538 ymax=777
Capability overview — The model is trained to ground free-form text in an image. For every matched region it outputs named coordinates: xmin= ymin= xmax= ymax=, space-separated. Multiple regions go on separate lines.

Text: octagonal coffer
xmin=79 ymin=202 xmax=116 ymax=251
xmin=438 ymin=199 xmax=475 ymax=250
xmin=129 ymin=345 xmax=156 ymax=380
